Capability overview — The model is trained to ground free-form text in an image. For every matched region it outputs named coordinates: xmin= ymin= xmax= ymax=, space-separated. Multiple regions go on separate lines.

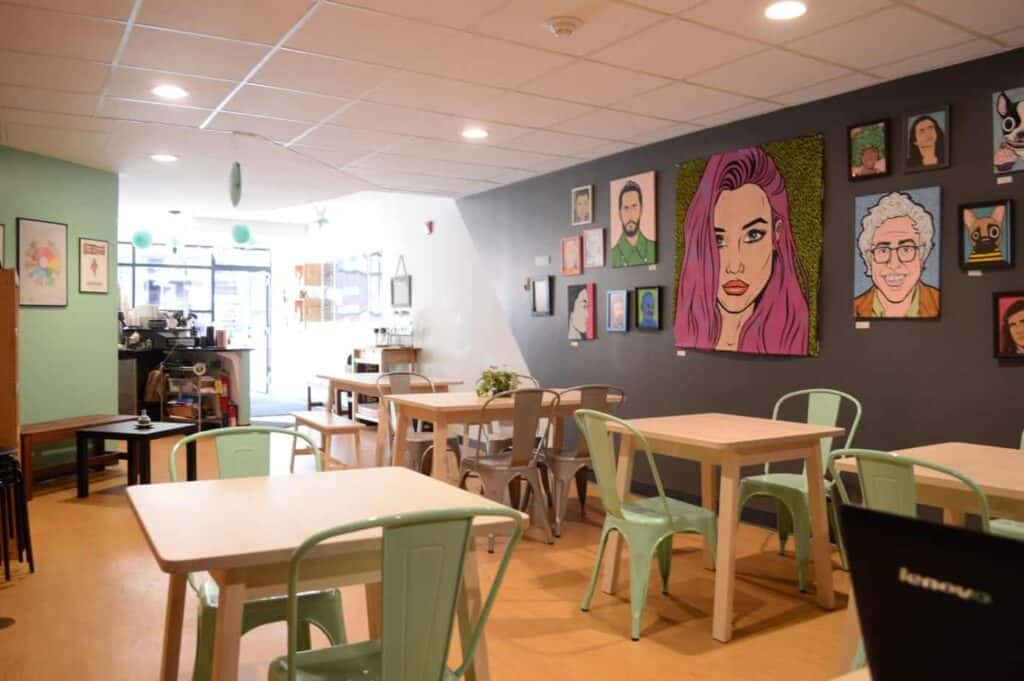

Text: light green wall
xmin=0 ymin=146 xmax=118 ymax=424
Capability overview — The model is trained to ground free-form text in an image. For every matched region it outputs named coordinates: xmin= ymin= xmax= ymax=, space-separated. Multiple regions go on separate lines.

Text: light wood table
xmin=605 ymin=413 xmax=843 ymax=643
xmin=832 ymin=670 xmax=870 ymax=680
xmin=129 ymin=467 xmax=522 ymax=681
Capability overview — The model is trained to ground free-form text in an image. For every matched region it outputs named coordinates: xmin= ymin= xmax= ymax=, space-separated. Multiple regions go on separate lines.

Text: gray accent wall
xmin=457 ymin=48 xmax=1024 ymax=500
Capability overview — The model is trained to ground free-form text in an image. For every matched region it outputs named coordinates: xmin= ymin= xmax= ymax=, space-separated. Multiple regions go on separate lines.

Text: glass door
xmin=214 ymin=269 xmax=270 ymax=392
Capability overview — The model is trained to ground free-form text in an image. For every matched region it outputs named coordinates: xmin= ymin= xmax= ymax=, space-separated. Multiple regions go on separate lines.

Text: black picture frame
xmin=17 ymin=217 xmax=68 ymax=308
xmin=993 ymin=290 xmax=1024 ymax=358
xmin=530 ymin=276 xmax=553 ymax=316
xmin=904 ymin=106 xmax=951 ymax=173
xmin=958 ymin=199 xmax=1014 ymax=270
xmin=848 ymin=118 xmax=891 ymax=181
xmin=390 ymin=274 xmax=411 ymax=308
xmin=78 ymin=237 xmax=110 ymax=294
xmin=633 ymin=285 xmax=661 ymax=331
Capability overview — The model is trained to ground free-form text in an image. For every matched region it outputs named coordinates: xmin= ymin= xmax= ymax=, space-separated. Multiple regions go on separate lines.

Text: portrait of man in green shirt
xmin=611 ymin=178 xmax=657 ymax=267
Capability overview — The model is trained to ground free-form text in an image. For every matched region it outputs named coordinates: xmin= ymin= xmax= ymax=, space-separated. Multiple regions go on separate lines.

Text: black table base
xmin=75 ymin=423 xmax=198 ymax=498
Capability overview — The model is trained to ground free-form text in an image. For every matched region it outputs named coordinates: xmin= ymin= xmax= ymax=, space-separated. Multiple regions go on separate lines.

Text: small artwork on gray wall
xmin=606 ymin=289 xmax=627 ymax=333
xmin=994 ymin=87 xmax=1024 ymax=174
xmin=567 ymin=283 xmax=595 ymax=341
xmin=848 ymin=119 xmax=890 ymax=180
xmin=571 ymin=185 xmax=593 ymax=226
xmin=904 ymin=106 xmax=949 ymax=173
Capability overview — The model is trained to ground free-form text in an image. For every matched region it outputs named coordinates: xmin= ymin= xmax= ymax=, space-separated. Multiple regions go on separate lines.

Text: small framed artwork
xmin=531 ymin=276 xmax=553 ymax=316
xmin=567 ymin=283 xmax=595 ymax=341
xmin=959 ymin=200 xmax=1013 ymax=270
xmin=583 ymin=227 xmax=604 ymax=268
xmin=994 ymin=88 xmax=1024 ymax=174
xmin=848 ymin=119 xmax=890 ymax=180
xmin=905 ymin=107 xmax=950 ymax=173
xmin=634 ymin=286 xmax=661 ymax=330
xmin=571 ymin=185 xmax=593 ymax=226
xmin=561 ymin=235 xmax=582 ymax=276
xmin=0 ymin=223 xmax=5 ymax=268
xmin=390 ymin=275 xmax=412 ymax=308
xmin=993 ymin=291 xmax=1024 ymax=358
xmin=606 ymin=289 xmax=628 ymax=333
xmin=79 ymin=238 xmax=110 ymax=294
xmin=17 ymin=217 xmax=68 ymax=307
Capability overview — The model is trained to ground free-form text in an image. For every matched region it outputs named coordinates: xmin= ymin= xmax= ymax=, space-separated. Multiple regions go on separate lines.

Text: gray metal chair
xmin=378 ymin=372 xmax=459 ymax=475
xmin=458 ymin=388 xmax=559 ymax=546
xmin=463 ymin=373 xmax=543 ymax=456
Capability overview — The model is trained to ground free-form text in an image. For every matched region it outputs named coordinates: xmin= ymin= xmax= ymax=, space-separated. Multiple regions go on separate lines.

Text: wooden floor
xmin=0 ymin=432 xmax=851 ymax=681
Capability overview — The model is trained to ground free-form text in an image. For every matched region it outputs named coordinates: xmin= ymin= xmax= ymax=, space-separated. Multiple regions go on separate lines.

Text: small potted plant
xmin=476 ymin=366 xmax=519 ymax=396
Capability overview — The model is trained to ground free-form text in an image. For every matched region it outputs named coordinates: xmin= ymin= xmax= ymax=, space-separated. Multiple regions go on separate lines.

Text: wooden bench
xmin=290 ymin=411 xmax=365 ymax=472
xmin=20 ymin=414 xmax=135 ymax=499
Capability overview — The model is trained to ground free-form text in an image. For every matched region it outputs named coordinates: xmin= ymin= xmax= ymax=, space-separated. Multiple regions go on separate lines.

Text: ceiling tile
xmin=351 ymin=153 xmax=511 ymax=182
xmin=870 ymin=39 xmax=1005 ymax=80
xmin=105 ymin=67 xmax=235 ymax=108
xmin=520 ymin=60 xmax=670 ymax=106
xmin=556 ymin=109 xmax=674 ymax=141
xmin=121 ymin=27 xmax=269 ymax=81
xmin=0 ymin=84 xmax=99 ymax=116
xmin=909 ymin=0 xmax=1023 ymax=36
xmin=392 ymin=138 xmax=572 ymax=171
xmin=137 ymin=0 xmax=314 ymax=44
xmin=225 ymin=84 xmax=344 ymax=123
xmin=774 ymin=73 xmax=883 ymax=105
xmin=627 ymin=0 xmax=703 ymax=12
xmin=690 ymin=49 xmax=849 ymax=99
xmin=364 ymin=73 xmax=499 ymax=117
xmin=0 ymin=4 xmax=123 ymax=62
xmin=787 ymin=6 xmax=973 ymax=70
xmin=476 ymin=1 xmax=666 ymax=56
xmin=487 ymin=167 xmax=535 ymax=184
xmin=413 ymin=33 xmax=573 ymax=88
xmin=286 ymin=3 xmax=458 ymax=69
xmin=339 ymin=0 xmax=509 ymax=29
xmin=682 ymin=0 xmax=891 ymax=44
xmin=589 ymin=18 xmax=763 ymax=79
xmin=100 ymin=98 xmax=212 ymax=126
xmin=692 ymin=100 xmax=782 ymax=127
xmin=995 ymin=27 xmax=1024 ymax=47
xmin=331 ymin=100 xmax=529 ymax=145
xmin=4 ymin=123 xmax=112 ymax=170
xmin=613 ymin=81 xmax=752 ymax=122
xmin=11 ymin=0 xmax=135 ymax=21
xmin=467 ymin=91 xmax=594 ymax=128
xmin=581 ymin=140 xmax=637 ymax=160
xmin=630 ymin=121 xmax=702 ymax=145
xmin=252 ymin=50 xmax=395 ymax=99
xmin=295 ymin=124 xmax=409 ymax=152
xmin=207 ymin=112 xmax=311 ymax=142
xmin=508 ymin=130 xmax=613 ymax=157
xmin=291 ymin=143 xmax=382 ymax=167
xmin=347 ymin=168 xmax=497 ymax=196
xmin=0 ymin=108 xmax=113 ymax=133
xmin=0 ymin=50 xmax=109 ymax=94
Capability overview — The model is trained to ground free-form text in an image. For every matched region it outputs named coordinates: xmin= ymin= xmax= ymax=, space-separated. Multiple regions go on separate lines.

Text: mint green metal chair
xmin=169 ymin=426 xmax=346 ymax=681
xmin=737 ymin=388 xmax=861 ymax=591
xmin=267 ymin=507 xmax=524 ymax=681
xmin=826 ymin=447 xmax=992 ymax=671
xmin=988 ymin=428 xmax=1024 ymax=541
xmin=575 ymin=409 xmax=717 ymax=641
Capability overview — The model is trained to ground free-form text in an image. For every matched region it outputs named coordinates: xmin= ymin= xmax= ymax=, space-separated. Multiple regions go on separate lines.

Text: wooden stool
xmin=290 ymin=411 xmax=364 ymax=471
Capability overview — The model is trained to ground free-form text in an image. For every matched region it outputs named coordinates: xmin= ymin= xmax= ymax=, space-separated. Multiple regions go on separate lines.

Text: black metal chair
xmin=0 ymin=448 xmax=34 ymax=581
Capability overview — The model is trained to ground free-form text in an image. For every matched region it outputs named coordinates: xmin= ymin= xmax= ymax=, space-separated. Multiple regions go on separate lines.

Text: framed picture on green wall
xmin=17 ymin=218 xmax=67 ymax=307
xmin=79 ymin=238 xmax=109 ymax=294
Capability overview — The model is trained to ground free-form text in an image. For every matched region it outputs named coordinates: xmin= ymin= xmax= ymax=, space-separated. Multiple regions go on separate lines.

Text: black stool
xmin=0 ymin=448 xmax=34 ymax=581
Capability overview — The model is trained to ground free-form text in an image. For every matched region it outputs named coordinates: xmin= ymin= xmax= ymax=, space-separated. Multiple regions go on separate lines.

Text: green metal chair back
xmin=283 ymin=507 xmax=524 ymax=681
xmin=574 ymin=409 xmax=671 ymax=523
xmin=769 ymin=388 xmax=862 ymax=474
xmin=827 ymin=448 xmax=991 ymax=531
xmin=169 ymin=426 xmax=324 ymax=481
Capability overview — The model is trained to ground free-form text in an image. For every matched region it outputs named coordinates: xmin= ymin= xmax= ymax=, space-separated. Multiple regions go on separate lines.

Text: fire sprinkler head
xmin=544 ymin=16 xmax=583 ymax=38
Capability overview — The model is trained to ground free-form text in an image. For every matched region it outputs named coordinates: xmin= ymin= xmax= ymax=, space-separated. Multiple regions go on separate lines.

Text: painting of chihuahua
xmin=995 ymin=89 xmax=1024 ymax=173
xmin=961 ymin=201 xmax=1012 ymax=268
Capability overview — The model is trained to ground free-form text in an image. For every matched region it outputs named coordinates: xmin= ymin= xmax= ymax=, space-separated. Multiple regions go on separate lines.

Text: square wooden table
xmin=76 ymin=420 xmax=197 ymax=498
xmin=316 ymin=371 xmax=463 ymax=421
xmin=605 ymin=413 xmax=843 ymax=642
xmin=128 ymin=467 xmax=523 ymax=681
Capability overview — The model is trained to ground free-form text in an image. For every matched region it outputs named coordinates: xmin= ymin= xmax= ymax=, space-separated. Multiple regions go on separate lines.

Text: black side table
xmin=75 ymin=421 xmax=198 ymax=498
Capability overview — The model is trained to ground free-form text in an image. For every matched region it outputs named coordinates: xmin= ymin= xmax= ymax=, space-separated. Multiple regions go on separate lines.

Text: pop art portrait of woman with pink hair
xmin=674 ymin=142 xmax=821 ymax=357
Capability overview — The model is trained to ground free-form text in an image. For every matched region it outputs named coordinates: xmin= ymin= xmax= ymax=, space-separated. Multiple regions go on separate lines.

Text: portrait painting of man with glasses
xmin=854 ymin=188 xmax=941 ymax=319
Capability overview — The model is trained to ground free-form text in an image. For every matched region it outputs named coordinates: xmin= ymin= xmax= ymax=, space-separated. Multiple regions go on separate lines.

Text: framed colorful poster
xmin=994 ymin=88 xmax=1024 ymax=174
xmin=993 ymin=291 xmax=1024 ymax=358
xmin=0 ymin=224 xmax=5 ymax=268
xmin=531 ymin=276 xmax=552 ymax=316
xmin=583 ymin=227 xmax=604 ymax=268
xmin=17 ymin=218 xmax=67 ymax=307
xmin=959 ymin=200 xmax=1013 ymax=270
xmin=567 ymin=283 xmax=595 ymax=341
xmin=904 ymin=106 xmax=950 ymax=173
xmin=561 ymin=235 xmax=582 ymax=276
xmin=79 ymin=238 xmax=109 ymax=294
xmin=606 ymin=289 xmax=628 ymax=333
xmin=848 ymin=119 xmax=889 ymax=180
xmin=571 ymin=185 xmax=593 ymax=226
xmin=610 ymin=171 xmax=656 ymax=267
xmin=635 ymin=286 xmax=661 ymax=331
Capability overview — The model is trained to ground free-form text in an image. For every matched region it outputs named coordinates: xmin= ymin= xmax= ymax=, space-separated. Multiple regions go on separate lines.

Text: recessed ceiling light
xmin=151 ymin=84 xmax=188 ymax=100
xmin=765 ymin=1 xmax=807 ymax=20
xmin=462 ymin=127 xmax=488 ymax=140
xmin=150 ymin=154 xmax=179 ymax=163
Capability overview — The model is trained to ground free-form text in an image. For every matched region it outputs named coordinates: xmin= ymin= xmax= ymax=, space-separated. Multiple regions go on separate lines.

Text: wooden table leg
xmin=391 ymin=407 xmax=409 ymax=469
xmin=186 ymin=439 xmax=197 ymax=481
xmin=322 ymin=426 xmax=333 ymax=469
xmin=458 ymin=535 xmax=491 ymax=681
xmin=701 ymin=463 xmax=717 ymax=570
xmin=431 ymin=417 xmax=449 ymax=480
xmin=211 ymin=570 xmax=245 ymax=681
xmin=159 ymin=573 xmax=187 ymax=681
xmin=364 ymin=581 xmax=382 ymax=640
xmin=75 ymin=433 xmax=89 ymax=498
xmin=601 ymin=432 xmax=634 ymax=594
xmin=326 ymin=381 xmax=336 ymax=414
xmin=943 ymin=508 xmax=966 ymax=526
xmin=375 ymin=396 xmax=390 ymax=467
xmin=805 ymin=443 xmax=836 ymax=610
xmin=712 ymin=455 xmax=741 ymax=642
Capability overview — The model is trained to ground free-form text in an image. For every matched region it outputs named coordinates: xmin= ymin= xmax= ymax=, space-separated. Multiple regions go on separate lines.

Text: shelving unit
xmin=164 ymin=365 xmax=229 ymax=431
